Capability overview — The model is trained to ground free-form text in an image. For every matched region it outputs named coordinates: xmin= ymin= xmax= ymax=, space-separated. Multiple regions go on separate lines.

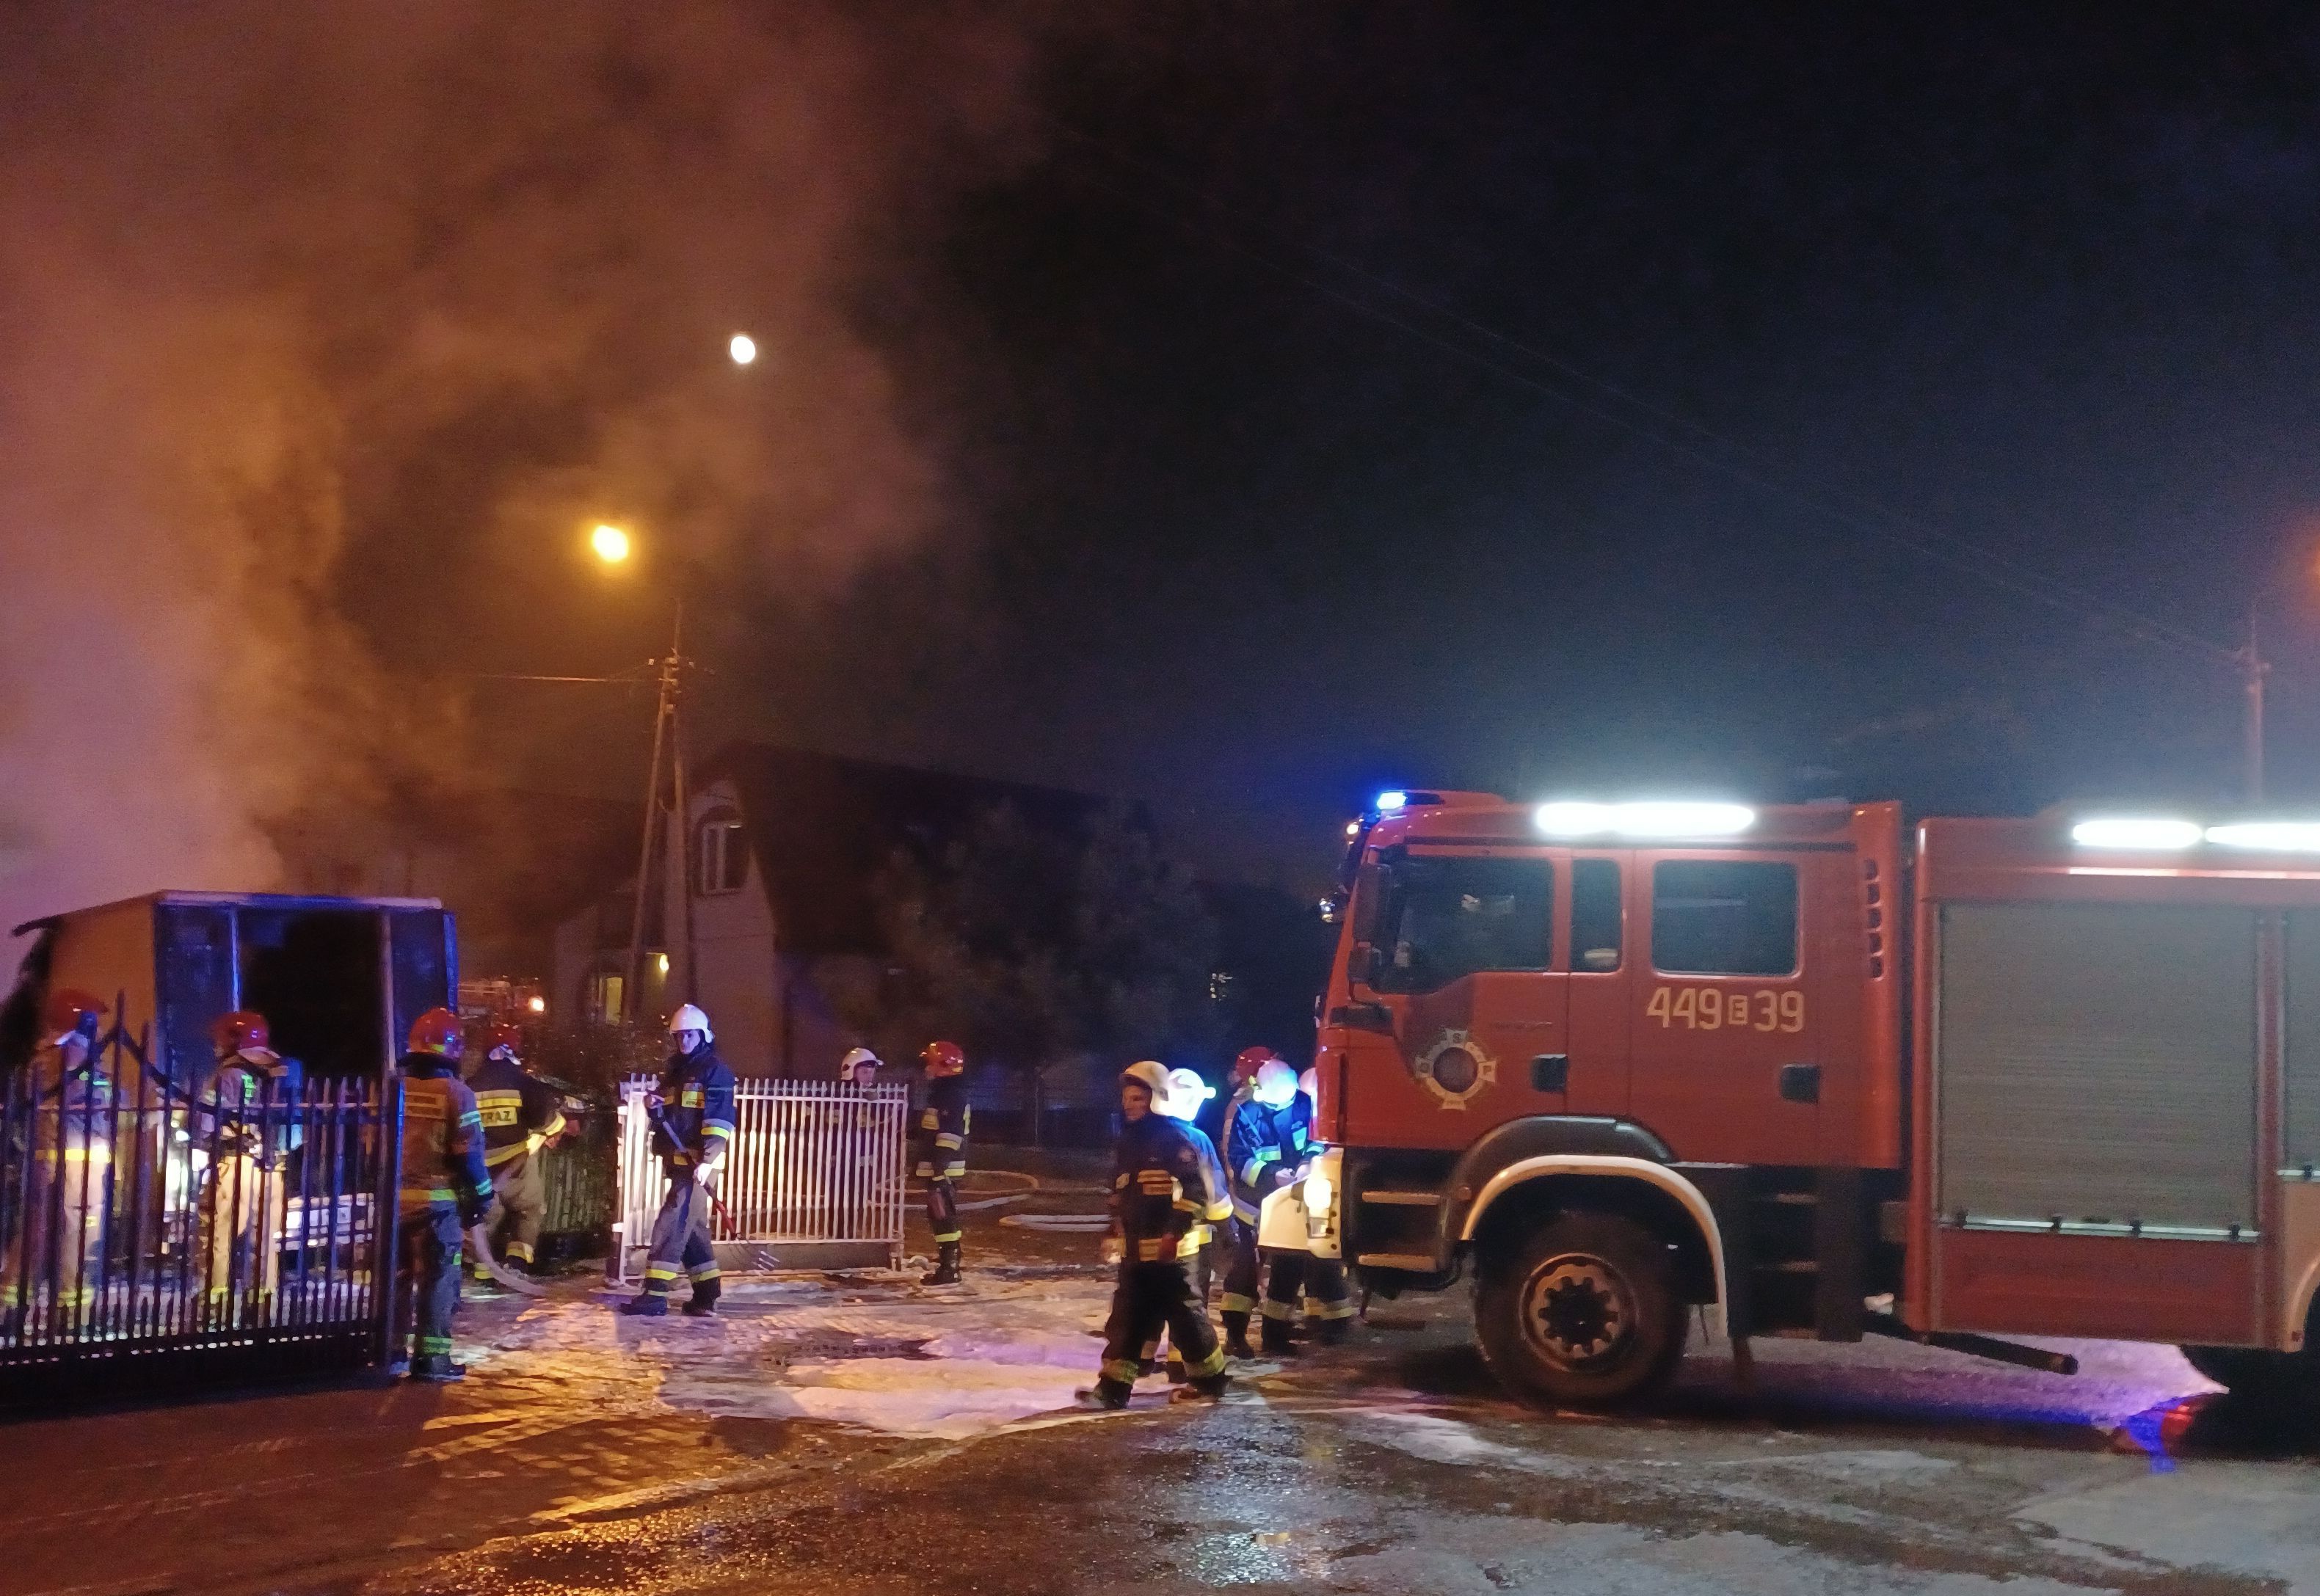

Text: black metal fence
xmin=534 ymin=1093 xmax=618 ymax=1265
xmin=0 ymin=1016 xmax=396 ymax=1401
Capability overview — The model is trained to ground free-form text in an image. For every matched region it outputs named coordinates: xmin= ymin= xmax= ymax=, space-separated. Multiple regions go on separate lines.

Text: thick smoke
xmin=0 ymin=2 xmax=1044 ymax=947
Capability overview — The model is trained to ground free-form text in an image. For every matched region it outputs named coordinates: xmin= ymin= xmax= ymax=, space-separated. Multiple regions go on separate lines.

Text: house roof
xmin=699 ymin=743 xmax=1100 ymax=957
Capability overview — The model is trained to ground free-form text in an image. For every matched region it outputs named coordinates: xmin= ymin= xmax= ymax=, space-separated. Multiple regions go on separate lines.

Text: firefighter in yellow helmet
xmin=1080 ymin=1061 xmax=1229 ymax=1409
xmin=913 ymin=1041 xmax=970 ymax=1286
xmin=391 ymin=1008 xmax=494 ymax=1381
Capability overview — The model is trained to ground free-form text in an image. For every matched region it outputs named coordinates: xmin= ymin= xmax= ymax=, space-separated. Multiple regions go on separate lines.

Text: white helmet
xmin=1254 ymin=1057 xmax=1298 ymax=1109
xmin=840 ymin=1046 xmax=881 ymax=1075
xmin=668 ymin=1003 xmax=713 ymax=1043
xmin=1119 ymin=1060 xmax=1171 ymax=1107
xmin=1160 ymin=1068 xmax=1213 ymax=1122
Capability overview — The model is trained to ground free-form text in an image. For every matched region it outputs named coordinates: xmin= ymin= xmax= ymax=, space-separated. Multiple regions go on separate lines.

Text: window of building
xmin=1571 ymin=859 xmax=1623 ymax=972
xmin=1375 ymin=856 xmax=1552 ymax=994
xmin=1651 ymin=861 xmax=1798 ymax=976
xmin=697 ymin=813 xmax=749 ymax=895
xmin=587 ymin=971 xmax=625 ymax=1025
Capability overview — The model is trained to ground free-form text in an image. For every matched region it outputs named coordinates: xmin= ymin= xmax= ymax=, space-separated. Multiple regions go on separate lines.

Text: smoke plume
xmin=0 ymin=1 xmax=1047 ymax=948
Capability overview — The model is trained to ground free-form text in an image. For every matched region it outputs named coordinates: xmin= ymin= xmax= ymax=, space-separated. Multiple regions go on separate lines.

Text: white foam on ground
xmin=484 ymin=1274 xmax=1125 ymax=1441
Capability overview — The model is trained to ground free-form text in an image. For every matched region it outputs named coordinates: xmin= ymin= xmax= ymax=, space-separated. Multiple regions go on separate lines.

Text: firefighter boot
xmin=620 ymin=1291 xmax=671 ymax=1317
xmin=1259 ymin=1317 xmax=1301 ymax=1358
xmin=1221 ymin=1311 xmax=1254 ymax=1360
xmin=920 ymin=1242 xmax=962 ymax=1287
xmin=409 ymin=1354 xmax=468 ymax=1383
xmin=1174 ymin=1372 xmax=1231 ymax=1404
xmin=1074 ymin=1379 xmax=1132 ymax=1410
xmin=682 ymin=1279 xmax=721 ymax=1317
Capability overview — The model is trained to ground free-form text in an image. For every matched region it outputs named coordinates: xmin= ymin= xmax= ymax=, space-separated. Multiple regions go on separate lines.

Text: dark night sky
xmin=624 ymin=6 xmax=2320 ymax=886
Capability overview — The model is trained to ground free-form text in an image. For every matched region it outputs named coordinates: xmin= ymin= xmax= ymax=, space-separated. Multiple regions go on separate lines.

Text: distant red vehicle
xmin=1297 ymin=792 xmax=2320 ymax=1410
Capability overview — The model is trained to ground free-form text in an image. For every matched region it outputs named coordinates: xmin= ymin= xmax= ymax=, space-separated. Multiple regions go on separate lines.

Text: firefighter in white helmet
xmin=1154 ymin=1067 xmax=1232 ymax=1381
xmin=836 ymin=1046 xmax=884 ymax=1236
xmin=1262 ymin=1065 xmax=1354 ymax=1344
xmin=621 ymin=1004 xmax=735 ymax=1316
xmin=1221 ymin=1053 xmax=1299 ymax=1357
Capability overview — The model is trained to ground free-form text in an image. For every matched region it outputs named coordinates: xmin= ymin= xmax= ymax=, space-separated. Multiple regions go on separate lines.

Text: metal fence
xmin=613 ymin=1076 xmax=907 ymax=1278
xmin=0 ymin=1019 xmax=396 ymax=1400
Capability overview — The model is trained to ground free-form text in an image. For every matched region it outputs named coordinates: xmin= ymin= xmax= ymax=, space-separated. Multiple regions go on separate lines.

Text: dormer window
xmin=697 ymin=810 xmax=748 ymax=895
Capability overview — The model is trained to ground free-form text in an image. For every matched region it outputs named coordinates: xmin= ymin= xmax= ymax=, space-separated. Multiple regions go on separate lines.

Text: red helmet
xmin=210 ymin=1011 xmax=270 ymax=1053
xmin=42 ymin=988 xmax=105 ymax=1039
xmin=920 ymin=1040 xmax=966 ymax=1076
xmin=407 ymin=1007 xmax=463 ymax=1056
xmin=465 ymin=1019 xmax=522 ymax=1059
xmin=1232 ymin=1046 xmax=1276 ymax=1083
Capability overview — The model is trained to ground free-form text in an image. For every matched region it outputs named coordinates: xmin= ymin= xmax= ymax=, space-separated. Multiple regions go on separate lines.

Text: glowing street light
xmin=590 ymin=523 xmax=632 ymax=564
xmin=728 ymin=332 xmax=757 ymax=366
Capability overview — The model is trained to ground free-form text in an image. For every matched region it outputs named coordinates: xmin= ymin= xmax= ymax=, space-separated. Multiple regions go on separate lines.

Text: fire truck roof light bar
xmin=1534 ymin=801 xmax=1756 ymax=839
xmin=2205 ymin=821 xmax=2320 ymax=852
xmin=1375 ymin=791 xmax=1408 ymax=813
xmin=2070 ymin=817 xmax=2203 ymax=850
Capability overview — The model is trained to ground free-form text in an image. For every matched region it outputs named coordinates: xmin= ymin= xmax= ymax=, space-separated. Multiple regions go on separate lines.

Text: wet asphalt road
xmin=8 ymin=1167 xmax=2320 ymax=1596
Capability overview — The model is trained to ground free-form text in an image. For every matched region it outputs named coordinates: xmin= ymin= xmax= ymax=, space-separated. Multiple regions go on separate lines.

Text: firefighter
xmin=1 ymin=989 xmax=112 ymax=1324
xmin=1262 ymin=1065 xmax=1354 ymax=1344
xmin=835 ymin=1046 xmax=883 ymax=1236
xmin=1080 ymin=1061 xmax=1229 ymax=1409
xmin=912 ymin=1039 xmax=970 ymax=1286
xmin=1220 ymin=1054 xmax=1298 ymax=1358
xmin=392 ymin=1007 xmax=493 ymax=1381
xmin=1155 ymin=1066 xmax=1232 ymax=1382
xmin=199 ymin=1011 xmax=301 ymax=1309
xmin=462 ymin=1019 xmax=565 ymax=1286
xmin=622 ymin=1005 xmax=735 ymax=1316
xmin=840 ymin=1045 xmax=881 ymax=1087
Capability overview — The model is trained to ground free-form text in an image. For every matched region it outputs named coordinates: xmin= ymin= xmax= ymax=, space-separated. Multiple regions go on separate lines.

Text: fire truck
xmin=1295 ymin=792 xmax=2320 ymax=1410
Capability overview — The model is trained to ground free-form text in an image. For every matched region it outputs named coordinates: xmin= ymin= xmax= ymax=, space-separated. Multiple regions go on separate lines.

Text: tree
xmin=866 ymin=802 xmax=1219 ymax=1139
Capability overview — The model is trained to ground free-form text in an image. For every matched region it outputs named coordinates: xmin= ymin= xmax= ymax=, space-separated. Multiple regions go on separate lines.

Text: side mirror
xmin=1348 ymin=942 xmax=1383 ymax=991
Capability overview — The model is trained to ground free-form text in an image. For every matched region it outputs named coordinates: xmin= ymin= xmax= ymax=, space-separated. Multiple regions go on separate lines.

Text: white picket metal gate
xmin=612 ymin=1076 xmax=909 ymax=1279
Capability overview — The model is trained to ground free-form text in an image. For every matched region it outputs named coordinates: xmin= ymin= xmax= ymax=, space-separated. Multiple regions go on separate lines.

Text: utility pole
xmin=623 ymin=597 xmax=693 ymax=1022
xmin=2242 ymin=597 xmax=2270 ymax=806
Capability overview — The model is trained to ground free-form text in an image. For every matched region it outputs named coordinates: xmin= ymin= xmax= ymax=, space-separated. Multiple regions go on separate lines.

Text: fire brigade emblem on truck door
xmin=1414 ymin=1030 xmax=1497 ymax=1110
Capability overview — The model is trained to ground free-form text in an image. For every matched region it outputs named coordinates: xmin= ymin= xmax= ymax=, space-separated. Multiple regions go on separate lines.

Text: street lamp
xmin=590 ymin=523 xmax=633 ymax=564
xmin=728 ymin=332 xmax=757 ymax=366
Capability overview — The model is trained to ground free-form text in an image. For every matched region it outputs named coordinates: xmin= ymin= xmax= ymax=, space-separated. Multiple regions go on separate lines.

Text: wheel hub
xmin=1521 ymin=1254 xmax=1632 ymax=1369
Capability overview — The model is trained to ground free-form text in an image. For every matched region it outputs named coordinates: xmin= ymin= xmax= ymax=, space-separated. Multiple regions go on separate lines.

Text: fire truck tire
xmin=2181 ymin=1344 xmax=2320 ymax=1410
xmin=1475 ymin=1211 xmax=1687 ymax=1410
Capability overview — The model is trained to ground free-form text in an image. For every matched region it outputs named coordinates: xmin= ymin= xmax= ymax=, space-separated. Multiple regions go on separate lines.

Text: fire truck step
xmin=1356 ymin=1253 xmax=1441 ymax=1272
xmin=1360 ymin=1190 xmax=1444 ymax=1206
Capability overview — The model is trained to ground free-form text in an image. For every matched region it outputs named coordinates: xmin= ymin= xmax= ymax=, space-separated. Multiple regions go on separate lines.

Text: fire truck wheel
xmin=1476 ymin=1211 xmax=1687 ymax=1410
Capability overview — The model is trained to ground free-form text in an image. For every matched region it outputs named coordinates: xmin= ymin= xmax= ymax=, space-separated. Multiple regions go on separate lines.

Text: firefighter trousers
xmin=1160 ymin=1234 xmax=1218 ymax=1373
xmin=200 ymin=1152 xmax=286 ymax=1306
xmin=1099 ymin=1260 xmax=1226 ymax=1397
xmin=925 ymin=1176 xmax=961 ymax=1247
xmin=1218 ymin=1216 xmax=1262 ymax=1317
xmin=642 ymin=1173 xmax=719 ymax=1297
xmin=1262 ymin=1250 xmax=1353 ymax=1335
xmin=1 ymin=1140 xmax=110 ymax=1322
xmin=393 ymin=1202 xmax=464 ymax=1362
xmin=480 ymin=1151 xmax=546 ymax=1270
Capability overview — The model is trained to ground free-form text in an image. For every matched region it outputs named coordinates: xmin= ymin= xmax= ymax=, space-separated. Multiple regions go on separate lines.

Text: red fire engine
xmin=1298 ymin=792 xmax=2320 ymax=1410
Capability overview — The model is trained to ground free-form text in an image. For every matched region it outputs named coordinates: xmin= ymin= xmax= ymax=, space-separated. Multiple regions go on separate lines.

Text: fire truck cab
xmin=1303 ymin=792 xmax=2320 ymax=1412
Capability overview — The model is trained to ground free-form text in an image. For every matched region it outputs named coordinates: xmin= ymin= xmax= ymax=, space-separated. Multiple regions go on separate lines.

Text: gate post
xmin=372 ymin=1076 xmax=405 ymax=1369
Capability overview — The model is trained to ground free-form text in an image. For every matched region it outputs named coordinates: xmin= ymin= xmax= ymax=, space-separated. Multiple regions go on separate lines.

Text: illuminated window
xmin=588 ymin=971 xmax=625 ymax=1025
xmin=1374 ymin=857 xmax=1552 ymax=994
xmin=1651 ymin=861 xmax=1797 ymax=976
xmin=697 ymin=813 xmax=748 ymax=895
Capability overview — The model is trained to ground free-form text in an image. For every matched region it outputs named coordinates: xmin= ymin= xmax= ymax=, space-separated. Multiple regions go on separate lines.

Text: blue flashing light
xmin=1375 ymin=790 xmax=1408 ymax=814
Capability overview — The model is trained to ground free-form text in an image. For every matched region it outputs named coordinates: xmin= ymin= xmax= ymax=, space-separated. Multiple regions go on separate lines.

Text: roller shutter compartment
xmin=1936 ymin=902 xmax=2258 ymax=1236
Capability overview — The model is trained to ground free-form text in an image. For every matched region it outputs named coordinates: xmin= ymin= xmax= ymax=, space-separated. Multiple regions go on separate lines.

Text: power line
xmin=1044 ymin=120 xmax=2239 ymax=669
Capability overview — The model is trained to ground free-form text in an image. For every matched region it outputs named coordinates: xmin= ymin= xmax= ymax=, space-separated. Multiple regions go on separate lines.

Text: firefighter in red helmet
xmin=913 ymin=1041 xmax=971 ymax=1286
xmin=199 ymin=1010 xmax=302 ymax=1311
xmin=390 ymin=1007 xmax=493 ymax=1380
xmin=461 ymin=1019 xmax=564 ymax=1287
xmin=1 ymin=989 xmax=112 ymax=1323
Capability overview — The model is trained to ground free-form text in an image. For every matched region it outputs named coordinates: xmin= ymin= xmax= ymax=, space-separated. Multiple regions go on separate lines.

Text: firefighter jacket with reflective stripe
xmin=1225 ymin=1094 xmax=1287 ymax=1225
xmin=652 ymin=1044 xmax=736 ymax=1169
xmin=467 ymin=1053 xmax=566 ymax=1166
xmin=397 ymin=1054 xmax=492 ymax=1217
xmin=1278 ymin=1092 xmax=1315 ymax=1163
xmin=912 ymin=1074 xmax=970 ymax=1180
xmin=1109 ymin=1115 xmax=1217 ymax=1264
xmin=203 ymin=1048 xmax=304 ymax=1163
xmin=1174 ymin=1119 xmax=1233 ymax=1258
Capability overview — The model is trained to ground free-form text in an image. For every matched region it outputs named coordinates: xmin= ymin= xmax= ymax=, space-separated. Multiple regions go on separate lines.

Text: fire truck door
xmin=1344 ymin=850 xmax=1565 ymax=1143
xmin=1626 ymin=851 xmax=1821 ymax=1167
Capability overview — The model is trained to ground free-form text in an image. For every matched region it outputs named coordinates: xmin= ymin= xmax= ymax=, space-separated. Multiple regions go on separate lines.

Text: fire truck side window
xmin=1651 ymin=861 xmax=1798 ymax=976
xmin=1571 ymin=859 xmax=1623 ymax=972
xmin=1374 ymin=856 xmax=1552 ymax=993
